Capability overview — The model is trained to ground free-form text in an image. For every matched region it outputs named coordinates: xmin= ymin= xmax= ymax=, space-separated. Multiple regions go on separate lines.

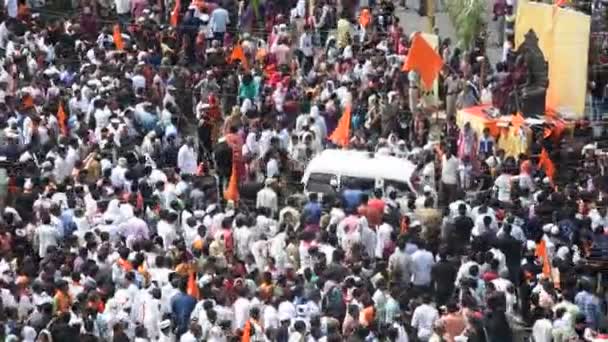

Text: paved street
xmin=394 ymin=1 xmax=503 ymax=64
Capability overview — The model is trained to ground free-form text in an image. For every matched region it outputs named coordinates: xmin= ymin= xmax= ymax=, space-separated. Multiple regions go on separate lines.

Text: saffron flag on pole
xmin=404 ymin=33 xmax=443 ymax=90
xmin=539 ymin=148 xmax=556 ymax=182
xmin=329 ymin=105 xmax=352 ymax=147
xmin=113 ymin=24 xmax=124 ymax=51
xmin=535 ymin=239 xmax=552 ymax=278
xmin=170 ymin=0 xmax=181 ymax=27
xmin=224 ymin=161 xmax=240 ymax=202
xmin=187 ymin=271 xmax=200 ymax=299
xmin=57 ymin=102 xmax=67 ymax=136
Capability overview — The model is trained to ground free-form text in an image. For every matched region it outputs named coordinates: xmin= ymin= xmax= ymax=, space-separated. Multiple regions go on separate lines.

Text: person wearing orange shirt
xmin=440 ymin=302 xmax=466 ymax=342
xmin=53 ymin=280 xmax=72 ymax=315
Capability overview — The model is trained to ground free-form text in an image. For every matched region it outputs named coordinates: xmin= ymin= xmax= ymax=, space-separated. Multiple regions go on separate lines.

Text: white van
xmin=301 ymin=149 xmax=420 ymax=196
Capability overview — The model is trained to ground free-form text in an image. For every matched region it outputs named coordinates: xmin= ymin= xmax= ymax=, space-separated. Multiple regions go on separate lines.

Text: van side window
xmin=306 ymin=173 xmax=335 ymax=194
xmin=341 ymin=176 xmax=375 ymax=192
xmin=384 ymin=180 xmax=410 ymax=193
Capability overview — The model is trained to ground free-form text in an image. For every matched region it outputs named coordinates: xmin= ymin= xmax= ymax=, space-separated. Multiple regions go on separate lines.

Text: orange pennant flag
xmin=329 ymin=105 xmax=352 ymax=147
xmin=187 ymin=271 xmax=200 ymax=299
xmin=539 ymin=148 xmax=556 ymax=182
xmin=405 ymin=33 xmax=443 ymax=90
xmin=535 ymin=239 xmax=552 ymax=278
xmin=229 ymin=43 xmax=249 ymax=70
xmin=359 ymin=8 xmax=372 ymax=28
xmin=113 ymin=24 xmax=124 ymax=51
xmin=170 ymin=0 xmax=181 ymax=27
xmin=57 ymin=102 xmax=67 ymax=136
xmin=512 ymin=112 xmax=525 ymax=133
xmin=223 ymin=161 xmax=240 ymax=202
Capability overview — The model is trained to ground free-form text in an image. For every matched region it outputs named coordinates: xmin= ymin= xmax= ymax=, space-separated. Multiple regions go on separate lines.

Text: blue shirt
xmin=342 ymin=189 xmax=364 ymax=211
xmin=575 ymin=290 xmax=601 ymax=329
xmin=302 ymin=201 xmax=322 ymax=225
xmin=171 ymin=292 xmax=197 ymax=335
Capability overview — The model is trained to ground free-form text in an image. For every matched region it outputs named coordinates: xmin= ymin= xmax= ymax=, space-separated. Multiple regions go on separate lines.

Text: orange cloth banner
xmin=404 ymin=33 xmax=443 ymax=90
xmin=170 ymin=0 xmax=181 ymax=27
xmin=329 ymin=105 xmax=352 ymax=147
xmin=224 ymin=161 xmax=240 ymax=202
xmin=535 ymin=239 xmax=552 ymax=278
xmin=539 ymin=148 xmax=556 ymax=182
xmin=187 ymin=271 xmax=200 ymax=299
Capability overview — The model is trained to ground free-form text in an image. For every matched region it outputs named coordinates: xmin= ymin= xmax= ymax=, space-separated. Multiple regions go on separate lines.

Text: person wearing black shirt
xmin=494 ymin=224 xmax=523 ymax=285
xmin=161 ymin=135 xmax=179 ymax=169
xmin=452 ymin=203 xmax=474 ymax=254
xmin=431 ymin=248 xmax=458 ymax=306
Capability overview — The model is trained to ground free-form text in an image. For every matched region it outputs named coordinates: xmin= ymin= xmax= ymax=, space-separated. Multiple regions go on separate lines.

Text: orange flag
xmin=405 ymin=33 xmax=443 ymax=90
xmin=57 ymin=102 xmax=67 ymax=136
xmin=187 ymin=271 xmax=200 ymax=299
xmin=539 ymin=148 xmax=556 ymax=182
xmin=535 ymin=239 xmax=552 ymax=278
xmin=512 ymin=112 xmax=525 ymax=133
xmin=113 ymin=24 xmax=124 ymax=51
xmin=555 ymin=0 xmax=569 ymax=6
xmin=229 ymin=43 xmax=249 ymax=70
xmin=329 ymin=105 xmax=352 ymax=147
xmin=170 ymin=0 xmax=181 ymax=27
xmin=223 ymin=161 xmax=240 ymax=202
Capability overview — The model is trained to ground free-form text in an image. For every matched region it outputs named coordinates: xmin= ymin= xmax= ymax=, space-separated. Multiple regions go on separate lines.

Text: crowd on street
xmin=0 ymin=0 xmax=604 ymax=341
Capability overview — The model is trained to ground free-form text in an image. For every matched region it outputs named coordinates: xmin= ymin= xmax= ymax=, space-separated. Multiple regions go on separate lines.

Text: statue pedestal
xmin=521 ymin=88 xmax=547 ymax=117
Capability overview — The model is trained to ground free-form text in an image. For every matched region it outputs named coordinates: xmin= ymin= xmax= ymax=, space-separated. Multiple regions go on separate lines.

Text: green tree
xmin=447 ymin=0 xmax=487 ymax=50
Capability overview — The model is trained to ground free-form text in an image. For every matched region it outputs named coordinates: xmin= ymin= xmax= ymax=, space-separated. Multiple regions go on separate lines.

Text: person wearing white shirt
xmin=266 ymin=156 xmax=280 ymax=179
xmin=532 ymin=311 xmax=553 ymax=342
xmin=36 ymin=217 xmax=60 ymax=258
xmin=232 ymin=295 xmax=251 ymax=332
xmin=375 ymin=223 xmax=394 ymax=259
xmin=589 ymin=207 xmax=608 ymax=232
xmin=5 ymin=0 xmax=17 ymax=18
xmin=177 ymin=138 xmax=198 ymax=175
xmin=494 ymin=170 xmax=513 ymax=204
xmin=411 ymin=244 xmax=435 ymax=288
xmin=411 ymin=296 xmax=439 ymax=341
xmin=441 ymin=151 xmax=459 ymax=204
xmin=256 ymin=179 xmax=278 ymax=216
xmin=115 ymin=0 xmax=130 ymax=17
xmin=299 ymin=27 xmax=314 ymax=74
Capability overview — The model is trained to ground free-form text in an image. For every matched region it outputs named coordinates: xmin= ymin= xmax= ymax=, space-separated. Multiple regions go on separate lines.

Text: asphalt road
xmin=394 ymin=0 xmax=503 ymax=64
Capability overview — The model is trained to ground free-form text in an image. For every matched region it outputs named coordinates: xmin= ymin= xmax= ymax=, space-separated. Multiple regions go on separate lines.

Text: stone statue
xmin=514 ymin=29 xmax=549 ymax=117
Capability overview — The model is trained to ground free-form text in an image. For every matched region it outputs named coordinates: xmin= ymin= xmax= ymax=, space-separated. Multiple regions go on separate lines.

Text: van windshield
xmin=306 ymin=173 xmax=336 ymax=194
xmin=341 ymin=176 xmax=375 ymax=192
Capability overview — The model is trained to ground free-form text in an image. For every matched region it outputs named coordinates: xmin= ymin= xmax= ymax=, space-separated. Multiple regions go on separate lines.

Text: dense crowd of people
xmin=0 ymin=0 xmax=604 ymax=341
